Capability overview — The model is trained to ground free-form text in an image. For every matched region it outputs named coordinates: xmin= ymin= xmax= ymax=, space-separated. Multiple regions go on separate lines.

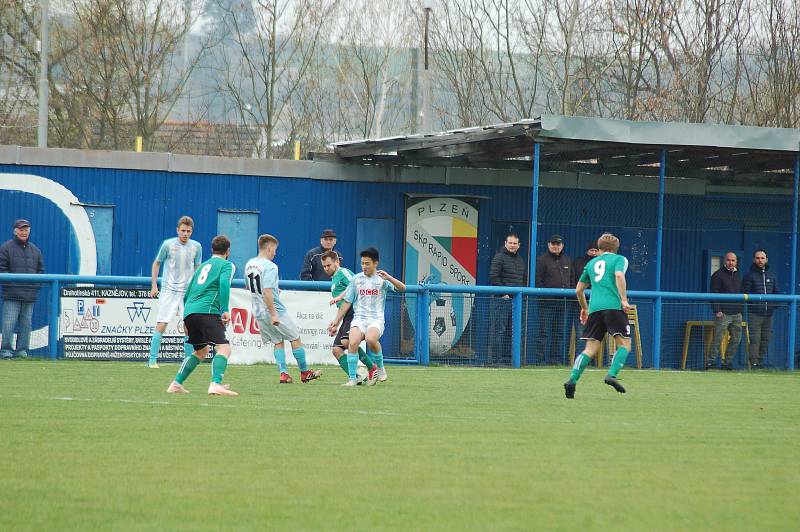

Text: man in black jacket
xmin=535 ymin=234 xmax=574 ymax=364
xmin=300 ymin=229 xmax=342 ymax=281
xmin=488 ymin=233 xmax=526 ymax=364
xmin=742 ymin=249 xmax=778 ymax=368
xmin=707 ymin=252 xmax=742 ymax=370
xmin=0 ymin=219 xmax=45 ymax=359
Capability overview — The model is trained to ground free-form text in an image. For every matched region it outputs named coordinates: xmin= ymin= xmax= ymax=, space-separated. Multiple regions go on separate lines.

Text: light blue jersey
xmin=344 ymin=272 xmax=395 ymax=323
xmin=244 ymin=256 xmax=286 ymax=318
xmin=155 ymin=238 xmax=202 ymax=292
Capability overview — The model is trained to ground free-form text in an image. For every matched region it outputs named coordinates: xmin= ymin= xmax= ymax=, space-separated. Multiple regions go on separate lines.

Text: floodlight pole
xmin=37 ymin=0 xmax=50 ymax=148
xmin=421 ymin=5 xmax=432 ymax=133
xmin=529 ymin=142 xmax=541 ymax=287
xmin=653 ymin=149 xmax=666 ymax=369
xmin=788 ymin=155 xmax=799 ymax=370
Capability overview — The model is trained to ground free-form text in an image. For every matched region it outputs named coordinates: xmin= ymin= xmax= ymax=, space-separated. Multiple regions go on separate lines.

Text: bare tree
xmin=211 ymin=0 xmax=337 ymax=159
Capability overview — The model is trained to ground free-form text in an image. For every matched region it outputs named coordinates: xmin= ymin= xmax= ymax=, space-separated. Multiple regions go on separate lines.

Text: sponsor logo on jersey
xmin=359 ymin=288 xmax=379 ymax=296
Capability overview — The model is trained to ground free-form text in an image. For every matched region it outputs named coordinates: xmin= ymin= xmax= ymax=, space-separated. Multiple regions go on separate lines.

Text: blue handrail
xmin=2 ymin=273 xmax=798 ymax=365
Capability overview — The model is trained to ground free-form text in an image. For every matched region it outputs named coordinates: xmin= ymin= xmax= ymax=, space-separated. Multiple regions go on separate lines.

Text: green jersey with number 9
xmin=579 ymin=253 xmax=629 ymax=314
xmin=183 ymin=256 xmax=235 ymax=317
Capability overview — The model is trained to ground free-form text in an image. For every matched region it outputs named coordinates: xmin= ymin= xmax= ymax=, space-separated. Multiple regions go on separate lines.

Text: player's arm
xmin=615 ymin=271 xmax=630 ymax=310
xmin=328 ymin=283 xmax=355 ymax=334
xmin=219 ymin=264 xmax=233 ymax=324
xmin=150 ymin=260 xmax=162 ymax=298
xmin=261 ymin=287 xmax=280 ymax=325
xmin=378 ymin=270 xmax=405 ymax=292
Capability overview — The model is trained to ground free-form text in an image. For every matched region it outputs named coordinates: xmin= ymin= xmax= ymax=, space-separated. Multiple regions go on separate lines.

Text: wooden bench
xmin=680 ymin=320 xmax=750 ymax=369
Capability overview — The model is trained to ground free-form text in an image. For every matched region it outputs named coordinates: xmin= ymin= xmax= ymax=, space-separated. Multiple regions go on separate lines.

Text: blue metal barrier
xmin=1 ymin=273 xmax=798 ymax=368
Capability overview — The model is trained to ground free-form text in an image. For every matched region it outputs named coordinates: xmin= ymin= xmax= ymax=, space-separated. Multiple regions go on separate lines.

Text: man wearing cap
xmin=535 ymin=234 xmax=575 ymax=365
xmin=0 ymin=220 xmax=45 ymax=359
xmin=300 ymin=229 xmax=343 ymax=281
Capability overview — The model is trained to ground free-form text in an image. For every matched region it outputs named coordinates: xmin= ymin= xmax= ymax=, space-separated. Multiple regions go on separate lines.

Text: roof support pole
xmin=788 ymin=154 xmax=799 ymax=370
xmin=529 ymin=142 xmax=541 ymax=287
xmin=653 ymin=149 xmax=666 ymax=369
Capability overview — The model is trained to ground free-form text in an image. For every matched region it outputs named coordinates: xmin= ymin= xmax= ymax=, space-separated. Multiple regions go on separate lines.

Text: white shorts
xmin=156 ymin=289 xmax=184 ymax=324
xmin=257 ymin=313 xmax=301 ymax=344
xmin=350 ymin=318 xmax=384 ymax=337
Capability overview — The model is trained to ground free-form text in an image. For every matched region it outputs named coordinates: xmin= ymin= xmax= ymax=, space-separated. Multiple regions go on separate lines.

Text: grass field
xmin=1 ymin=360 xmax=798 ymax=531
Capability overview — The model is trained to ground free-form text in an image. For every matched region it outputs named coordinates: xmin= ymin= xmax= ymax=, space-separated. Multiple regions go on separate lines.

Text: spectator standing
xmin=300 ymin=229 xmax=342 ymax=281
xmin=707 ymin=252 xmax=742 ymax=370
xmin=488 ymin=233 xmax=526 ymax=364
xmin=0 ymin=220 xmax=45 ymax=359
xmin=742 ymin=249 xmax=778 ymax=369
xmin=535 ymin=234 xmax=574 ymax=364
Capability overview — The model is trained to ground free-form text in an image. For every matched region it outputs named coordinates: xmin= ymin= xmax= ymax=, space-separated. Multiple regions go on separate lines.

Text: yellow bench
xmin=568 ymin=305 xmax=643 ymax=369
xmin=680 ymin=320 xmax=750 ymax=369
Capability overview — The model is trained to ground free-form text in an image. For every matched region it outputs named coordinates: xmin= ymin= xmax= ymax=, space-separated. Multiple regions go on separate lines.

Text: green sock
xmin=211 ymin=354 xmax=228 ymax=384
xmin=337 ymin=355 xmax=349 ymax=375
xmin=358 ymin=347 xmax=374 ymax=370
xmin=149 ymin=332 xmax=162 ymax=363
xmin=608 ymin=347 xmax=630 ymax=378
xmin=175 ymin=354 xmax=201 ymax=384
xmin=569 ymin=353 xmax=590 ymax=384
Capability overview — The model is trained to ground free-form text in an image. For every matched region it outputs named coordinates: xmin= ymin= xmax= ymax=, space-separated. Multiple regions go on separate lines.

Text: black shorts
xmin=333 ymin=308 xmax=354 ymax=350
xmin=184 ymin=313 xmax=228 ymax=349
xmin=581 ymin=309 xmax=630 ymax=341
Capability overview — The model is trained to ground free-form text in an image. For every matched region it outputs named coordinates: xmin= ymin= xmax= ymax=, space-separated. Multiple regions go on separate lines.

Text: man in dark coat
xmin=300 ymin=229 xmax=342 ymax=281
xmin=741 ymin=249 xmax=778 ymax=368
xmin=535 ymin=234 xmax=574 ymax=365
xmin=488 ymin=233 xmax=526 ymax=364
xmin=0 ymin=219 xmax=45 ymax=359
xmin=707 ymin=251 xmax=743 ymax=369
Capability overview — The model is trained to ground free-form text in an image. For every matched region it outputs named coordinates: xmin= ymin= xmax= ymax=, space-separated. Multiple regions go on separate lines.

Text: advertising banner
xmin=404 ymin=196 xmax=479 ymax=354
xmin=60 ymin=287 xmax=338 ymax=365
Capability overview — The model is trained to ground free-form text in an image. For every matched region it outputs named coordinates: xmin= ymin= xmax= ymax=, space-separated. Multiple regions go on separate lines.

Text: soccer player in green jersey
xmin=167 ymin=235 xmax=238 ymax=396
xmin=321 ymin=250 xmax=377 ymax=384
xmin=564 ymin=233 xmax=631 ymax=399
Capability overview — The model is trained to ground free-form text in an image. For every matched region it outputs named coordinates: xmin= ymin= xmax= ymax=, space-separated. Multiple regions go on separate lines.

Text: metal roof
xmin=319 ymin=115 xmax=800 ymax=186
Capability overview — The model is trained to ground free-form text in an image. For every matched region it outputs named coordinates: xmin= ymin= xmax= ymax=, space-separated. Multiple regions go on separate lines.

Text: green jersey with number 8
xmin=183 ymin=256 xmax=235 ymax=317
xmin=579 ymin=252 xmax=629 ymax=314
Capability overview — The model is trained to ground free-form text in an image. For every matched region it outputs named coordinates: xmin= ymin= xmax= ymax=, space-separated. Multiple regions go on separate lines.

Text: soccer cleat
xmin=167 ymin=381 xmax=190 ymax=394
xmin=0 ymin=349 xmax=13 ymax=360
xmin=604 ymin=375 xmax=626 ymax=394
xmin=147 ymin=362 xmax=160 ymax=369
xmin=300 ymin=369 xmax=322 ymax=383
xmin=341 ymin=379 xmax=358 ymax=387
xmin=377 ymin=367 xmax=388 ymax=382
xmin=564 ymin=380 xmax=576 ymax=399
xmin=279 ymin=372 xmax=293 ymax=384
xmin=16 ymin=350 xmax=28 ymax=359
xmin=208 ymin=382 xmax=239 ymax=396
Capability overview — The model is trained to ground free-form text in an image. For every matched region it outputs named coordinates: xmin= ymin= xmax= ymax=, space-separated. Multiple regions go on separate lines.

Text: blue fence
xmin=1 ymin=273 xmax=797 ymax=370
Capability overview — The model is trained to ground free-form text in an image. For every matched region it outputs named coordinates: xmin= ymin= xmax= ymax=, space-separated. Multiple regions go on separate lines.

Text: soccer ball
xmin=355 ymin=366 xmax=369 ymax=385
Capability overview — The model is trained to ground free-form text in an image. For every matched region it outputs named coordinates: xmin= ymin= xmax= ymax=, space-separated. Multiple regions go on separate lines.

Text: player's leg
xmin=365 ymin=323 xmax=387 ymax=382
xmin=149 ymin=290 xmax=179 ymax=367
xmin=332 ymin=344 xmax=349 ymax=374
xmin=564 ymin=312 xmax=605 ymax=398
xmin=208 ymin=343 xmax=238 ymax=396
xmin=291 ymin=337 xmax=321 ymax=383
xmin=604 ymin=310 xmax=632 ymax=393
xmin=168 ymin=314 xmax=206 ymax=392
xmin=342 ymin=326 xmax=364 ymax=386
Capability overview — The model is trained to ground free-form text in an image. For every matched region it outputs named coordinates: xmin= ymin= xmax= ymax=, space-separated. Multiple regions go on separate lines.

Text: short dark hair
xmin=360 ymin=247 xmax=379 ymax=262
xmin=753 ymin=248 xmax=767 ymax=257
xmin=211 ymin=235 xmax=230 ymax=255
xmin=321 ymin=250 xmax=339 ymax=262
xmin=258 ymin=234 xmax=278 ymax=249
xmin=506 ymin=233 xmax=519 ymax=242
